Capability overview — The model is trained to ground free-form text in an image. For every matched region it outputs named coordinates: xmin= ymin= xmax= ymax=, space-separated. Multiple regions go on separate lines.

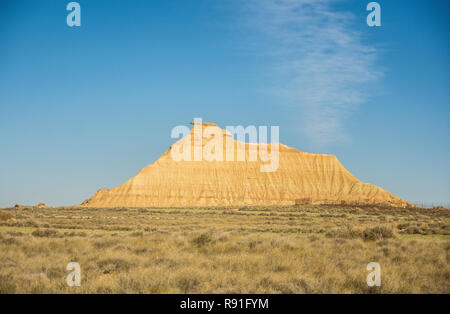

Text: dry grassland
xmin=0 ymin=205 xmax=449 ymax=293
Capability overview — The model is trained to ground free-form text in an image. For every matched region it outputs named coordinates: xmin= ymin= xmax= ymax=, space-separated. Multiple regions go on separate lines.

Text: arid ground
xmin=0 ymin=205 xmax=449 ymax=293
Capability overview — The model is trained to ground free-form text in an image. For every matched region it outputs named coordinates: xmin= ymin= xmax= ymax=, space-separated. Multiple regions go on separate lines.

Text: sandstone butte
xmin=82 ymin=122 xmax=412 ymax=208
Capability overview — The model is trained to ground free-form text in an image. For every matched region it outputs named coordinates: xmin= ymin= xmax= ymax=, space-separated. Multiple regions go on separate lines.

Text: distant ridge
xmin=82 ymin=122 xmax=411 ymax=208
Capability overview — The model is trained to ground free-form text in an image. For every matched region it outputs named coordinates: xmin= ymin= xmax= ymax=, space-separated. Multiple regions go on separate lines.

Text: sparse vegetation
xmin=0 ymin=205 xmax=448 ymax=293
xmin=192 ymin=233 xmax=213 ymax=247
xmin=0 ymin=212 xmax=13 ymax=221
xmin=31 ymin=229 xmax=59 ymax=237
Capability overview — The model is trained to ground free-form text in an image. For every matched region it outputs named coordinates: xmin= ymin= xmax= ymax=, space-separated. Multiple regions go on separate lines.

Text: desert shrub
xmin=26 ymin=219 xmax=39 ymax=227
xmin=63 ymin=231 xmax=87 ymax=237
xmin=97 ymin=258 xmax=131 ymax=274
xmin=404 ymin=226 xmax=423 ymax=235
xmin=118 ymin=277 xmax=145 ymax=293
xmin=111 ymin=226 xmax=132 ymax=231
xmin=440 ymin=225 xmax=450 ymax=235
xmin=289 ymin=278 xmax=312 ymax=293
xmin=258 ymin=277 xmax=281 ymax=292
xmin=397 ymin=223 xmax=410 ymax=229
xmin=326 ymin=226 xmax=394 ymax=241
xmin=113 ymin=207 xmax=129 ymax=212
xmin=130 ymin=231 xmax=144 ymax=237
xmin=0 ymin=275 xmax=16 ymax=294
xmin=31 ymin=229 xmax=59 ymax=237
xmin=0 ymin=212 xmax=13 ymax=221
xmin=378 ymin=247 xmax=390 ymax=256
xmin=325 ymin=227 xmax=361 ymax=239
xmin=257 ymin=277 xmax=311 ymax=294
xmin=361 ymin=226 xmax=395 ymax=241
xmin=248 ymin=240 xmax=263 ymax=249
xmin=46 ymin=266 xmax=64 ymax=279
xmin=343 ymin=277 xmax=380 ymax=294
xmin=192 ymin=233 xmax=213 ymax=247
xmin=2 ymin=237 xmax=17 ymax=245
xmin=92 ymin=239 xmax=119 ymax=249
xmin=133 ymin=247 xmax=148 ymax=255
xmin=176 ymin=274 xmax=201 ymax=293
xmin=391 ymin=255 xmax=406 ymax=263
xmin=96 ymin=286 xmax=114 ymax=294
xmin=308 ymin=235 xmax=320 ymax=242
xmin=6 ymin=231 xmax=23 ymax=237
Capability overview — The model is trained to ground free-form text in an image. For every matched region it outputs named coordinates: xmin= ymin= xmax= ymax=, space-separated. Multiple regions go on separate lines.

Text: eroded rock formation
xmin=82 ymin=122 xmax=411 ymax=207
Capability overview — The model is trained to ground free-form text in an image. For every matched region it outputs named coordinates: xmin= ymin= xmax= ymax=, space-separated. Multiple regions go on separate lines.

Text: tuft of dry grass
xmin=192 ymin=233 xmax=213 ymax=247
xmin=0 ymin=212 xmax=13 ymax=221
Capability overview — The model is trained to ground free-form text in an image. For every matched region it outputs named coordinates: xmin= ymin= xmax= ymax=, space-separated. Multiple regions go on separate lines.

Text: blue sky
xmin=0 ymin=0 xmax=449 ymax=207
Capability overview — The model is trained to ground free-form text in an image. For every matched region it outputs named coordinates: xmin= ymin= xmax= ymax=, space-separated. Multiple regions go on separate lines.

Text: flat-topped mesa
xmin=82 ymin=121 xmax=412 ymax=208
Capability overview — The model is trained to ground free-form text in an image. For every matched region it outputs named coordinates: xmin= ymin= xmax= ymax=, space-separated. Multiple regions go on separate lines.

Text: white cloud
xmin=240 ymin=0 xmax=381 ymax=144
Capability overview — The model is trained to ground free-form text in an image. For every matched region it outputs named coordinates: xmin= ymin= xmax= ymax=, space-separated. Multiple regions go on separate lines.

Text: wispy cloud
xmin=239 ymin=0 xmax=381 ymax=144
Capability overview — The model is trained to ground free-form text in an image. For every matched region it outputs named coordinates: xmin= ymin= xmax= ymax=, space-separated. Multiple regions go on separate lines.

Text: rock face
xmin=82 ymin=122 xmax=411 ymax=208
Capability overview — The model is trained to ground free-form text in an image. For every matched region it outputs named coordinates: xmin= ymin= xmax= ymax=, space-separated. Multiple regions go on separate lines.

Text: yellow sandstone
xmin=82 ymin=122 xmax=411 ymax=208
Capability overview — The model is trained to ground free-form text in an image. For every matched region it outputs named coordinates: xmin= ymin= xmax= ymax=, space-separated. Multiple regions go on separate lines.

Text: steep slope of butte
xmin=82 ymin=122 xmax=411 ymax=208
